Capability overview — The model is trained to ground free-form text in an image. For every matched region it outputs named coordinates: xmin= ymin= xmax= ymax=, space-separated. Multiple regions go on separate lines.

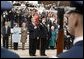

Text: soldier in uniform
xmin=58 ymin=1 xmax=83 ymax=58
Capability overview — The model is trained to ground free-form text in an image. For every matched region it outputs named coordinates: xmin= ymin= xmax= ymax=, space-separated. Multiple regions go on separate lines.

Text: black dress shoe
xmin=33 ymin=55 xmax=36 ymax=56
xmin=30 ymin=54 xmax=36 ymax=56
xmin=41 ymin=54 xmax=47 ymax=56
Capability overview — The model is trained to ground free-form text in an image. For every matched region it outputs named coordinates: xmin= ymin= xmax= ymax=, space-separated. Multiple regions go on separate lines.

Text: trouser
xmin=13 ymin=42 xmax=18 ymax=50
xmin=22 ymin=43 xmax=25 ymax=50
xmin=3 ymin=36 xmax=9 ymax=49
xmin=40 ymin=38 xmax=47 ymax=55
xmin=29 ymin=38 xmax=37 ymax=56
xmin=46 ymin=39 xmax=49 ymax=49
xmin=37 ymin=39 xmax=40 ymax=49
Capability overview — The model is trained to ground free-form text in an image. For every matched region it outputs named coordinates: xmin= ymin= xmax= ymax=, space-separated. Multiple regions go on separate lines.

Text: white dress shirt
xmin=73 ymin=36 xmax=83 ymax=45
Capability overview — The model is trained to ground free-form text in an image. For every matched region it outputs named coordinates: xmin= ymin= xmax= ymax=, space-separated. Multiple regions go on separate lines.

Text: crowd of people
xmin=1 ymin=6 xmax=59 ymax=56
xmin=1 ymin=1 xmax=74 ymax=56
xmin=1 ymin=1 xmax=83 ymax=58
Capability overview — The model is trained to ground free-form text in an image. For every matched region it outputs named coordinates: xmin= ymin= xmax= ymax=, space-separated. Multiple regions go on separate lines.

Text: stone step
xmin=1 ymin=42 xmax=29 ymax=49
xmin=8 ymin=44 xmax=29 ymax=49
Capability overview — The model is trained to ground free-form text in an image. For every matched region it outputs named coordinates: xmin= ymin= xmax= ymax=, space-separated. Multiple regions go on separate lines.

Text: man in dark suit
xmin=39 ymin=17 xmax=48 ymax=56
xmin=58 ymin=1 xmax=83 ymax=58
xmin=28 ymin=18 xmax=40 ymax=56
xmin=2 ymin=21 xmax=10 ymax=49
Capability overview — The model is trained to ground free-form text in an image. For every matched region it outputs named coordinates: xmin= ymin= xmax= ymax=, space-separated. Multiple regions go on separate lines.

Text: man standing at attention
xmin=58 ymin=1 xmax=83 ymax=58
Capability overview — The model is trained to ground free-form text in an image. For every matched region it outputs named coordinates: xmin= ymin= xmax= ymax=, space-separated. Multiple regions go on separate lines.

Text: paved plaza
xmin=9 ymin=49 xmax=57 ymax=58
xmin=1 ymin=35 xmax=68 ymax=58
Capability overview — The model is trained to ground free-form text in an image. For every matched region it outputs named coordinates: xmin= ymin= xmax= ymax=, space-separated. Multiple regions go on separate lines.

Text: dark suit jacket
xmin=28 ymin=23 xmax=40 ymax=39
xmin=1 ymin=48 xmax=19 ymax=58
xmin=39 ymin=23 xmax=48 ymax=39
xmin=58 ymin=40 xmax=83 ymax=58
xmin=2 ymin=26 xmax=10 ymax=37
